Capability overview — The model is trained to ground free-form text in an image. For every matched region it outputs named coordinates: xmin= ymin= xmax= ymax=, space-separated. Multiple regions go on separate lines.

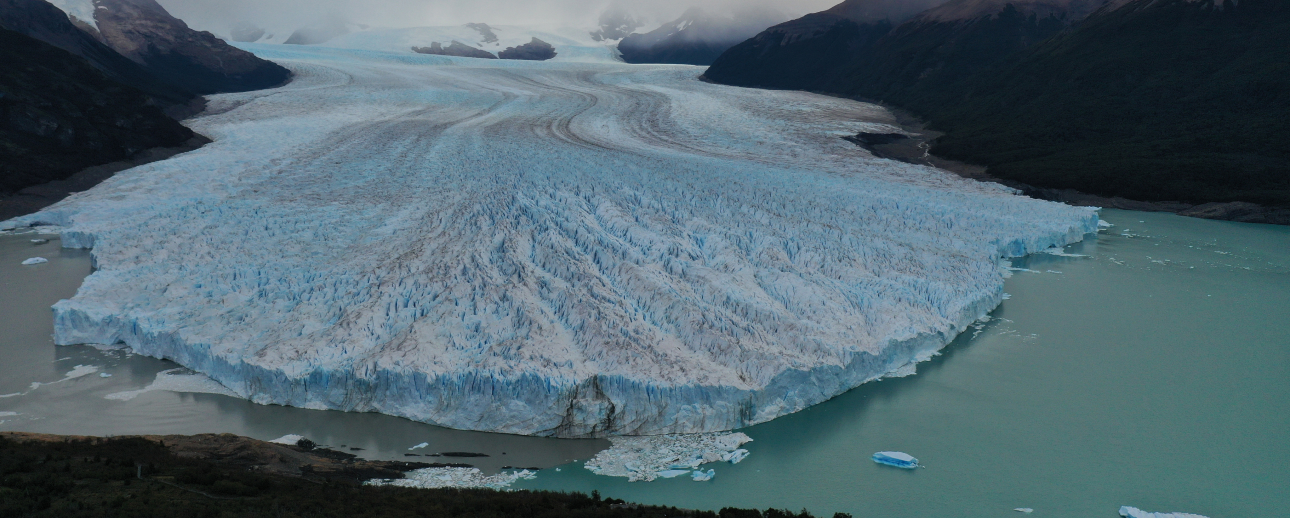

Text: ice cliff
xmin=3 ymin=42 xmax=1098 ymax=438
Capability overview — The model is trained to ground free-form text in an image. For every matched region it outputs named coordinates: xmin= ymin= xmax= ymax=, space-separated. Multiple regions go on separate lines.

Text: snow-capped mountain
xmin=0 ymin=0 xmax=191 ymax=105
xmin=589 ymin=5 xmax=642 ymax=42
xmin=617 ymin=6 xmax=788 ymax=66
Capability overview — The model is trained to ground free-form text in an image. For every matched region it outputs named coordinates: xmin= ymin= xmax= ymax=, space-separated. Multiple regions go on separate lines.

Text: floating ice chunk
xmin=368 ymin=467 xmax=535 ymax=489
xmin=1039 ymin=247 xmax=1088 ymax=258
xmin=99 ymin=372 xmax=112 ymax=378
xmin=691 ymin=469 xmax=714 ymax=481
xmin=872 ymin=451 xmax=918 ymax=469
xmin=21 ymin=257 xmax=48 ymax=265
xmin=269 ymin=434 xmax=306 ymax=445
xmin=657 ymin=469 xmax=691 ymax=478
xmin=1098 ymin=220 xmax=1113 ymax=228
xmin=104 ymin=368 xmax=239 ymax=401
xmin=1014 ymin=509 xmax=1034 ymax=514
xmin=1118 ymin=506 xmax=1209 ymax=518
xmin=409 ymin=442 xmax=429 ymax=450
xmin=0 ymin=411 xmax=18 ymax=417
xmin=585 ymin=432 xmax=752 ymax=482
xmin=722 ymin=448 xmax=750 ymax=464
xmin=65 ymin=365 xmax=98 ymax=378
xmin=30 ymin=239 xmax=49 ymax=244
xmin=885 ymin=363 xmax=918 ymax=378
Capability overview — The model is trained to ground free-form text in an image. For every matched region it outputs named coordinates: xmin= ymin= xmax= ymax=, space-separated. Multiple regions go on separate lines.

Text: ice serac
xmin=4 ymin=42 xmax=1098 ymax=438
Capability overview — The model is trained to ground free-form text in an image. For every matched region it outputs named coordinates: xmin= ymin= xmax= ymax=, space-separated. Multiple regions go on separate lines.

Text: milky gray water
xmin=2 ymin=208 xmax=1287 ymax=517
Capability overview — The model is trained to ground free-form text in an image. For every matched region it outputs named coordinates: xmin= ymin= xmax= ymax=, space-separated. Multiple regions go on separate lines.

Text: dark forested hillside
xmin=0 ymin=28 xmax=193 ymax=195
xmin=705 ymin=0 xmax=1290 ymax=208
xmin=0 ymin=433 xmax=847 ymax=518
xmin=926 ymin=0 xmax=1290 ymax=206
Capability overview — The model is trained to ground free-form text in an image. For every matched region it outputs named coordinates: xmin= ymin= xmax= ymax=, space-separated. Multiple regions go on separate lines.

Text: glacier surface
xmin=3 ymin=40 xmax=1098 ymax=437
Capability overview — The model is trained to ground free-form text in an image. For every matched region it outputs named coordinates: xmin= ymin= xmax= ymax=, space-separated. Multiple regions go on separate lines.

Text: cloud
xmin=155 ymin=0 xmax=842 ymax=34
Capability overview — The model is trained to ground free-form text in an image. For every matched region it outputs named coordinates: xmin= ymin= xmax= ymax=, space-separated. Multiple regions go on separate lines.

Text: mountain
xmin=705 ymin=0 xmax=1083 ymax=93
xmin=925 ymin=0 xmax=1290 ymax=207
xmin=0 ymin=0 xmax=193 ymax=107
xmin=0 ymin=27 xmax=193 ymax=195
xmin=228 ymin=22 xmax=266 ymax=43
xmin=497 ymin=37 xmax=556 ymax=61
xmin=707 ymin=0 xmax=1289 ymax=209
xmin=617 ymin=7 xmax=787 ymax=66
xmin=284 ymin=16 xmax=352 ymax=45
xmin=92 ymin=0 xmax=290 ymax=94
xmin=590 ymin=5 xmax=642 ymax=41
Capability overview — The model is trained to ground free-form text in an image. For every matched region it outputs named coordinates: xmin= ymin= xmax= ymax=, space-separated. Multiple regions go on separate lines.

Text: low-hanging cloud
xmin=156 ymin=0 xmax=843 ymax=34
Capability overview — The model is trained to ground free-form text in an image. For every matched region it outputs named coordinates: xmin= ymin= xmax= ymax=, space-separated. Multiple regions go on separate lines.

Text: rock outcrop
xmin=92 ymin=0 xmax=291 ymax=94
xmin=412 ymin=41 xmax=497 ymax=59
xmin=0 ymin=27 xmax=193 ymax=195
xmin=498 ymin=37 xmax=556 ymax=61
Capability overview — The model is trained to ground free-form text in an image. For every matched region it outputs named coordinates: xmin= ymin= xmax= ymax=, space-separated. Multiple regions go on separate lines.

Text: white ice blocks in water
xmin=21 ymin=257 xmax=48 ymax=265
xmin=368 ymin=467 xmax=536 ymax=490
xmin=1119 ymin=506 xmax=1210 ymax=518
xmin=269 ymin=434 xmax=306 ymax=445
xmin=872 ymin=451 xmax=918 ymax=469
xmin=4 ymin=44 xmax=1098 ymax=438
xmin=586 ymin=432 xmax=751 ymax=481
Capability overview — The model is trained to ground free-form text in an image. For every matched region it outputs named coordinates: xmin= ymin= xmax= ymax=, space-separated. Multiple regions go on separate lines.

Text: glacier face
xmin=5 ymin=43 xmax=1097 ymax=437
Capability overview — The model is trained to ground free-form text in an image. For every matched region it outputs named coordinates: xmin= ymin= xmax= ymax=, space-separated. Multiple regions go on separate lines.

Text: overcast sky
xmin=156 ymin=0 xmax=843 ymax=33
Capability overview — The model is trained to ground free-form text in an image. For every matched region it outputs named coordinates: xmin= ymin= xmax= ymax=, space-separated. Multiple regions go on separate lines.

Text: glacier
xmin=2 ymin=36 xmax=1098 ymax=438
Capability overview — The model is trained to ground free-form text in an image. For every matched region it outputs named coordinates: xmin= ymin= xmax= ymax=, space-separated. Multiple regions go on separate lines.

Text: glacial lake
xmin=2 ymin=208 xmax=1287 ymax=517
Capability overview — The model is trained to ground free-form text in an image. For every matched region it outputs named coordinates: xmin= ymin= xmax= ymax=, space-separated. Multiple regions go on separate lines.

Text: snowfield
xmin=4 ymin=40 xmax=1097 ymax=437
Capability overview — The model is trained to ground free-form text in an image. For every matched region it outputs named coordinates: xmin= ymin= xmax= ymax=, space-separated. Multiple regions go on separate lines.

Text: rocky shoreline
xmin=0 ymin=135 xmax=209 ymax=221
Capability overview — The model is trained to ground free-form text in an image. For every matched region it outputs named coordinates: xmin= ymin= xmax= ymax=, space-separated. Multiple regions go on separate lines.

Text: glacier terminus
xmin=2 ymin=39 xmax=1098 ymax=438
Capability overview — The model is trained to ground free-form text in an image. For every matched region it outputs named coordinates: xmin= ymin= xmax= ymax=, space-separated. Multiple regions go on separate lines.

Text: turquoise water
xmin=516 ymin=209 xmax=1290 ymax=517
xmin=2 ymin=208 xmax=1287 ymax=516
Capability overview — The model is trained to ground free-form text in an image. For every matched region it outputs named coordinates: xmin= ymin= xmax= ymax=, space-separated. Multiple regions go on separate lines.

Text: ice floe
xmin=368 ymin=467 xmax=536 ymax=489
xmin=4 ymin=42 xmax=1098 ymax=437
xmin=104 ymin=368 xmax=239 ymax=401
xmin=269 ymin=434 xmax=306 ymax=445
xmin=585 ymin=432 xmax=751 ymax=482
xmin=872 ymin=451 xmax=918 ymax=469
xmin=21 ymin=257 xmax=48 ymax=265
xmin=408 ymin=442 xmax=430 ymax=450
xmin=1118 ymin=506 xmax=1209 ymax=518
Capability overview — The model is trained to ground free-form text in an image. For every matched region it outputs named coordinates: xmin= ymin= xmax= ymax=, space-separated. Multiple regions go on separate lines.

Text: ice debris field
xmin=2 ymin=32 xmax=1098 ymax=438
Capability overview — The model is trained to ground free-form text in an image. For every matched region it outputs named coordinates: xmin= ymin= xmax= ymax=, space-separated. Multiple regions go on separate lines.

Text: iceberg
xmin=368 ymin=467 xmax=535 ymax=489
xmin=21 ymin=257 xmax=48 ymax=265
xmin=691 ymin=469 xmax=715 ymax=481
xmin=1118 ymin=506 xmax=1209 ymax=518
xmin=722 ymin=448 xmax=750 ymax=464
xmin=2 ymin=40 xmax=1099 ymax=438
xmin=872 ymin=451 xmax=918 ymax=469
xmin=586 ymin=433 xmax=750 ymax=482
xmin=269 ymin=434 xmax=305 ymax=445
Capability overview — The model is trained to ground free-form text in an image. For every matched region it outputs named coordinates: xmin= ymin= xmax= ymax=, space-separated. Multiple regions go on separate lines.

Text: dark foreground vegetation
xmin=0 ymin=433 xmax=851 ymax=518
xmin=706 ymin=0 xmax=1290 ymax=210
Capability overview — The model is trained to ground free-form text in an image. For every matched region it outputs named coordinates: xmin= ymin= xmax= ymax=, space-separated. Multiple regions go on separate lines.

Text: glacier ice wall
xmin=5 ymin=44 xmax=1098 ymax=437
